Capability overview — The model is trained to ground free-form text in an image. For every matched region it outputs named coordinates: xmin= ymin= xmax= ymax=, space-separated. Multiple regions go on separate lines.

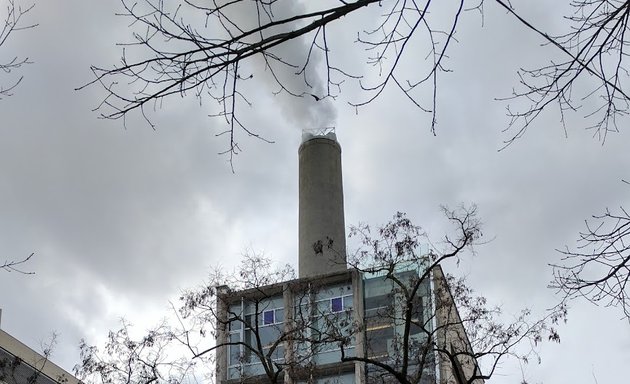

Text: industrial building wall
xmin=214 ymin=263 xmax=483 ymax=384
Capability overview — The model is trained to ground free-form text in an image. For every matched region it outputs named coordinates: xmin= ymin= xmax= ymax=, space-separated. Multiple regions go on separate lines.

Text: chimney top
xmin=301 ymin=127 xmax=337 ymax=143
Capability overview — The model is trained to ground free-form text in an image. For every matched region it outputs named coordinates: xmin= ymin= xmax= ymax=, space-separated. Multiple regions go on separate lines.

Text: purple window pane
xmin=331 ymin=297 xmax=343 ymax=312
xmin=263 ymin=310 xmax=275 ymax=325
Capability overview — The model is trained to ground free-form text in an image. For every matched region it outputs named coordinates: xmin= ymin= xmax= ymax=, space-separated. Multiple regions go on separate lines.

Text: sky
xmin=0 ymin=0 xmax=629 ymax=383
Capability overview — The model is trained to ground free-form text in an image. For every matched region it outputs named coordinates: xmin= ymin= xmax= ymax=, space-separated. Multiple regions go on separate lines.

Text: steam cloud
xmin=224 ymin=0 xmax=338 ymax=131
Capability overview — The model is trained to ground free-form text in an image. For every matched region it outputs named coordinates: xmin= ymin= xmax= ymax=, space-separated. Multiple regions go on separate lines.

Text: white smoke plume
xmin=216 ymin=0 xmax=338 ymax=131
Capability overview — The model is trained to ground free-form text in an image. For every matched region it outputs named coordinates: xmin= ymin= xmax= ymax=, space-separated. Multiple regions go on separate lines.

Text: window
xmin=329 ymin=295 xmax=353 ymax=313
xmin=409 ymin=296 xmax=425 ymax=335
xmin=331 ymin=297 xmax=343 ymax=312
xmin=229 ymin=317 xmax=242 ymax=331
xmin=263 ymin=310 xmax=275 ymax=325
xmin=228 ymin=332 xmax=241 ymax=365
xmin=259 ymin=308 xmax=283 ymax=326
xmin=366 ymin=325 xmax=394 ymax=358
xmin=362 ymin=268 xmax=435 ymax=380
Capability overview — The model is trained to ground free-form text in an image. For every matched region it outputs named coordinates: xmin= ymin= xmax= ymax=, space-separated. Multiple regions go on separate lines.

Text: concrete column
xmin=351 ymin=269 xmax=366 ymax=384
xmin=215 ymin=286 xmax=230 ymax=384
xmin=298 ymin=133 xmax=347 ymax=278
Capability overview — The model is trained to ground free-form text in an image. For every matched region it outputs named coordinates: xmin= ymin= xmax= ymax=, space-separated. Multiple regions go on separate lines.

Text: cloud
xmin=0 ymin=1 xmax=629 ymax=382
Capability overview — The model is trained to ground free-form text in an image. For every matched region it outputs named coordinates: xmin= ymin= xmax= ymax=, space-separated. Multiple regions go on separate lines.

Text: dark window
xmin=331 ymin=297 xmax=343 ymax=312
xmin=263 ymin=310 xmax=275 ymax=325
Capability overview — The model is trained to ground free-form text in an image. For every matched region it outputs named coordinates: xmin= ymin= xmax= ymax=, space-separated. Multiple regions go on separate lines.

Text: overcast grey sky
xmin=0 ymin=1 xmax=628 ymax=383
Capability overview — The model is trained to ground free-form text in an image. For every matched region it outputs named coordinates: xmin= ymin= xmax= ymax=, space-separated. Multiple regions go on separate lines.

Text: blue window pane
xmin=331 ymin=297 xmax=343 ymax=312
xmin=263 ymin=310 xmax=275 ymax=325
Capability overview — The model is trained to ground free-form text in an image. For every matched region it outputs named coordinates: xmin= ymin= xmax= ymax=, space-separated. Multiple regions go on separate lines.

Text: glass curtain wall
xmin=363 ymin=265 xmax=436 ymax=384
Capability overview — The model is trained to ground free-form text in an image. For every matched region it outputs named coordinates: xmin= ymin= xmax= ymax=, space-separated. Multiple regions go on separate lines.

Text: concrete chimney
xmin=298 ymin=129 xmax=347 ymax=278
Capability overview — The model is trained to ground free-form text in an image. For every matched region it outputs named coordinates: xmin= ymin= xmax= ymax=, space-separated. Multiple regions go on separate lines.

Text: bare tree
xmin=76 ymin=319 xmax=198 ymax=384
xmin=0 ymin=0 xmax=36 ymax=99
xmin=551 ymin=205 xmax=630 ymax=319
xmin=320 ymin=208 xmax=566 ymax=384
xmin=82 ymin=0 xmax=630 ymax=159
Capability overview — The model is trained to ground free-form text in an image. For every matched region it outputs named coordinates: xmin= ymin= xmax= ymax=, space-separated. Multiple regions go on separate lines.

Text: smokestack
xmin=298 ymin=129 xmax=347 ymax=278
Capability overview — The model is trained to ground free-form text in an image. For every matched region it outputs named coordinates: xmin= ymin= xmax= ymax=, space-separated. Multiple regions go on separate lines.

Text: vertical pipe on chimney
xmin=298 ymin=132 xmax=347 ymax=278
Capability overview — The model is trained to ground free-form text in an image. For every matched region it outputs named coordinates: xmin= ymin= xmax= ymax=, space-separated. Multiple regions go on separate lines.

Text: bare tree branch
xmin=81 ymin=0 xmax=480 ymax=161
xmin=83 ymin=0 xmax=630 ymax=160
xmin=1 ymin=252 xmax=34 ymax=274
xmin=496 ymin=0 xmax=630 ymax=147
xmin=552 ymin=206 xmax=630 ymax=319
xmin=0 ymin=0 xmax=36 ymax=99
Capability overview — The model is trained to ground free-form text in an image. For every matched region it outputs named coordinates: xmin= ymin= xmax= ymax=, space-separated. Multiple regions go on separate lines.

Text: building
xmin=0 ymin=313 xmax=80 ymax=384
xmin=215 ymin=130 xmax=482 ymax=384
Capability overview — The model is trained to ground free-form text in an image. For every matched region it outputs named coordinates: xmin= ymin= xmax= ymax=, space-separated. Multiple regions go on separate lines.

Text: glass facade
xmin=363 ymin=268 xmax=435 ymax=384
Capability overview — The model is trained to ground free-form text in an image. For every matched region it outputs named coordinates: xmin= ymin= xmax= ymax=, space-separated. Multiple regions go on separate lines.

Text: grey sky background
xmin=0 ymin=0 xmax=628 ymax=383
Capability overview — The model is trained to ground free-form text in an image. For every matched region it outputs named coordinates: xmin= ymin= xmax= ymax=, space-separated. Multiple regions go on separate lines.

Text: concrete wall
xmin=432 ymin=266 xmax=484 ymax=384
